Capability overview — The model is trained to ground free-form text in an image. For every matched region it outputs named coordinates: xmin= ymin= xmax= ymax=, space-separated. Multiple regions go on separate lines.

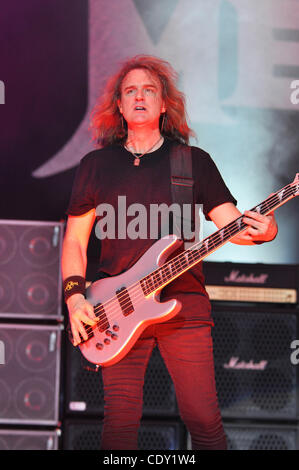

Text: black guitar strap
xmin=170 ymin=143 xmax=195 ymax=241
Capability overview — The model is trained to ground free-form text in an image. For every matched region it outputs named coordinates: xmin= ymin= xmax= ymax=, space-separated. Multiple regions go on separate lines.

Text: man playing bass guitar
xmin=61 ymin=55 xmax=278 ymax=450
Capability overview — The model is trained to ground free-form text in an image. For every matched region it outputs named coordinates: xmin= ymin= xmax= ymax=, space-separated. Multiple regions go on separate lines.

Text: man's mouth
xmin=134 ymin=106 xmax=146 ymax=111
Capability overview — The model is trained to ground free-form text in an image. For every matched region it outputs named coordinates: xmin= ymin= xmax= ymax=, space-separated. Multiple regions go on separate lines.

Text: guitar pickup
xmin=116 ymin=286 xmax=134 ymax=317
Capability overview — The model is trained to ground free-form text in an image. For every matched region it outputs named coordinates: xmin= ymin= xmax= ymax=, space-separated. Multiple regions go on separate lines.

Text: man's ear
xmin=161 ymin=101 xmax=166 ymax=113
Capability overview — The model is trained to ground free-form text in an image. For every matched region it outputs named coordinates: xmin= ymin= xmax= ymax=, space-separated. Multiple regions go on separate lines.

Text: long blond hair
xmin=90 ymin=55 xmax=195 ymax=147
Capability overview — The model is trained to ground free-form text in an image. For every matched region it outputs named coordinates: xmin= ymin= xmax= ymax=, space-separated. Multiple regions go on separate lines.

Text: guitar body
xmin=79 ymin=235 xmax=183 ymax=366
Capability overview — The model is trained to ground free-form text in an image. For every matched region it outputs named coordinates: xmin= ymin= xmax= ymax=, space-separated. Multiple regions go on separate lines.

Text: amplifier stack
xmin=0 ymin=220 xmax=64 ymax=450
xmin=62 ymin=258 xmax=299 ymax=450
xmin=62 ymin=331 xmax=186 ymax=449
xmin=204 ymin=260 xmax=299 ymax=450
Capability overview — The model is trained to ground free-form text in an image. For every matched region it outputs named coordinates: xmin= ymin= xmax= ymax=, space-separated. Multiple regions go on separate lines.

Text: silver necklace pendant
xmin=126 ymin=136 xmax=163 ymax=166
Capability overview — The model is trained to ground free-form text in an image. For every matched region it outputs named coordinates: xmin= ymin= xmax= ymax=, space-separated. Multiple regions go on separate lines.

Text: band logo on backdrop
xmin=32 ymin=0 xmax=299 ymax=180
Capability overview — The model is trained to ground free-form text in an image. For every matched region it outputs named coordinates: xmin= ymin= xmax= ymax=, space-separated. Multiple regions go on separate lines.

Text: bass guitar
xmin=71 ymin=174 xmax=299 ymax=367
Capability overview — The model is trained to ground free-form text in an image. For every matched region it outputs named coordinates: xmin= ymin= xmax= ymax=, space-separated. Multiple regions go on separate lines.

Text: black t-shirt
xmin=66 ymin=138 xmax=237 ymax=323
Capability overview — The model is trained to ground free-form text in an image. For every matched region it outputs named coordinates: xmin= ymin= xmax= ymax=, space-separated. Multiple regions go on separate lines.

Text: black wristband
xmin=63 ymin=276 xmax=86 ymax=303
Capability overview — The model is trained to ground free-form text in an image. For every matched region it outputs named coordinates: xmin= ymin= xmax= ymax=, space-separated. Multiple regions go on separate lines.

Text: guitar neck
xmin=140 ymin=180 xmax=298 ymax=296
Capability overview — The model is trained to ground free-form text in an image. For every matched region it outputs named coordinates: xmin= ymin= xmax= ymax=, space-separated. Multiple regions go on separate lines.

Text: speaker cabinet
xmin=63 ymin=419 xmax=185 ymax=450
xmin=65 ymin=343 xmax=178 ymax=417
xmin=0 ymin=429 xmax=60 ymax=450
xmin=0 ymin=323 xmax=62 ymax=424
xmin=223 ymin=422 xmax=299 ymax=450
xmin=0 ymin=220 xmax=64 ymax=320
xmin=212 ymin=305 xmax=299 ymax=420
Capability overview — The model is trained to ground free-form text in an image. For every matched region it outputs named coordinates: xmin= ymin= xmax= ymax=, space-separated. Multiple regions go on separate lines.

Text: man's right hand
xmin=67 ymin=293 xmax=97 ymax=346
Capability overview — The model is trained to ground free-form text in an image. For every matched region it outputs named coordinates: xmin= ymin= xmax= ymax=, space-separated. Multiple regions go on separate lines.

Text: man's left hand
xmin=241 ymin=210 xmax=278 ymax=244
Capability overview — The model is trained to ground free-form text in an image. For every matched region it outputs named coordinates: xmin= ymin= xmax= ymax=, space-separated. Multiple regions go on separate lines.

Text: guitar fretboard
xmin=140 ymin=181 xmax=298 ymax=296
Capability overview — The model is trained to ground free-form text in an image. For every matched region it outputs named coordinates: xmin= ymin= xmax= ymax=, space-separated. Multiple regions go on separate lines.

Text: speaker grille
xmin=212 ymin=308 xmax=298 ymax=419
xmin=63 ymin=419 xmax=185 ymax=450
xmin=65 ymin=343 xmax=178 ymax=417
xmin=0 ymin=220 xmax=63 ymax=319
xmin=224 ymin=423 xmax=299 ymax=450
xmin=0 ymin=324 xmax=62 ymax=424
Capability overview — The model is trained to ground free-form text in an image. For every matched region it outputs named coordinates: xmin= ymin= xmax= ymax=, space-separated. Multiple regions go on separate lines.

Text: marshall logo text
xmin=224 ymin=270 xmax=269 ymax=284
xmin=224 ymin=357 xmax=268 ymax=370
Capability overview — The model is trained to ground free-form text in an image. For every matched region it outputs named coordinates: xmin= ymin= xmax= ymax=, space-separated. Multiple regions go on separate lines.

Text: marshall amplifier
xmin=223 ymin=422 xmax=299 ymax=450
xmin=65 ymin=341 xmax=178 ymax=417
xmin=0 ymin=220 xmax=64 ymax=320
xmin=211 ymin=305 xmax=299 ymax=420
xmin=203 ymin=261 xmax=298 ymax=304
xmin=187 ymin=423 xmax=299 ymax=450
xmin=0 ymin=323 xmax=62 ymax=425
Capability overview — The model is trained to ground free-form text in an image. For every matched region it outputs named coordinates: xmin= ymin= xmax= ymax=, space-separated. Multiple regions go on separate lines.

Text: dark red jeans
xmin=100 ymin=320 xmax=226 ymax=450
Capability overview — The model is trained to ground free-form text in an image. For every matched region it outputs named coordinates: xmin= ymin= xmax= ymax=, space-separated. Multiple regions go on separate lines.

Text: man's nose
xmin=135 ymin=89 xmax=145 ymax=100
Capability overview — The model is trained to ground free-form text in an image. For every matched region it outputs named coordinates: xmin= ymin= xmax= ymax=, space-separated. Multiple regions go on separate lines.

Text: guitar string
xmin=89 ymin=184 xmax=295 ymax=322
xmin=79 ymin=184 xmax=296 ymax=341
xmin=77 ymin=184 xmax=296 ymax=342
xmin=80 ymin=214 xmax=248 ymax=338
xmin=89 ymin=185 xmax=288 ymax=317
xmin=80 ymin=184 xmax=296 ymax=341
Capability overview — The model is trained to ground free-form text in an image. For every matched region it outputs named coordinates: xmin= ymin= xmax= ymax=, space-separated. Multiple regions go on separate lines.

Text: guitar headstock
xmin=292 ymin=173 xmax=299 ymax=196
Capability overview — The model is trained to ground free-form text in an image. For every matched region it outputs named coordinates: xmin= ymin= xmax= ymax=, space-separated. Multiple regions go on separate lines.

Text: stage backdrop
xmin=0 ymin=0 xmax=298 ymax=263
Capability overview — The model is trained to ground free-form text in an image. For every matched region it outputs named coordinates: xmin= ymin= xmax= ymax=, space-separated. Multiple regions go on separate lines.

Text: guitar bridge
xmin=66 ymin=322 xmax=94 ymax=345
